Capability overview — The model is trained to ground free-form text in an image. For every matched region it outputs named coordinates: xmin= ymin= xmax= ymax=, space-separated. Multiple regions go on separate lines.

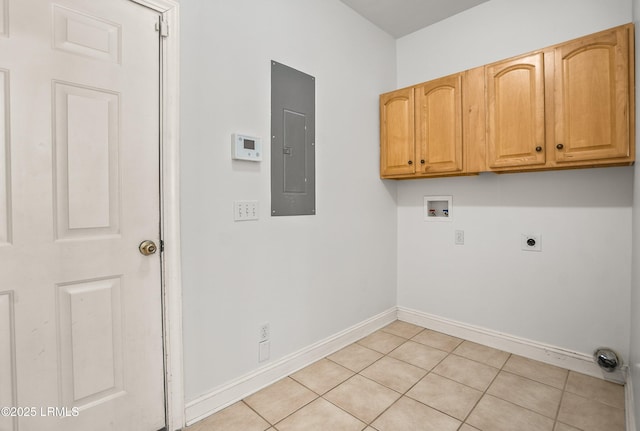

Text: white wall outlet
xmin=455 ymin=230 xmax=464 ymax=245
xmin=521 ymin=234 xmax=542 ymax=252
xmin=259 ymin=322 xmax=270 ymax=341
xmin=258 ymin=340 xmax=270 ymax=362
xmin=234 ymin=200 xmax=259 ymax=221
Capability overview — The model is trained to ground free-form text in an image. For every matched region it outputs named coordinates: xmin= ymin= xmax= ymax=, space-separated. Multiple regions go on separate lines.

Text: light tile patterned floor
xmin=186 ymin=320 xmax=625 ymax=431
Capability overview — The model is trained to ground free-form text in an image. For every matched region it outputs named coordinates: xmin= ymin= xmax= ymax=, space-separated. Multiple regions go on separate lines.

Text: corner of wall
xmin=628 ymin=1 xmax=640 ymax=429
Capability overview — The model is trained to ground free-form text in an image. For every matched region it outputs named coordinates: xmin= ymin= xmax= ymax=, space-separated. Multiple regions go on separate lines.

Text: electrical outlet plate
xmin=521 ymin=234 xmax=542 ymax=252
xmin=259 ymin=323 xmax=270 ymax=341
xmin=258 ymin=340 xmax=270 ymax=362
xmin=455 ymin=230 xmax=464 ymax=245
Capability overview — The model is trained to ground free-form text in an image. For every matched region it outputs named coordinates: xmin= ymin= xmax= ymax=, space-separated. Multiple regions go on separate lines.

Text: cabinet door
xmin=554 ymin=26 xmax=631 ymax=163
xmin=415 ymin=74 xmax=463 ymax=174
xmin=380 ymin=88 xmax=415 ymax=176
xmin=486 ymin=53 xmax=546 ymax=169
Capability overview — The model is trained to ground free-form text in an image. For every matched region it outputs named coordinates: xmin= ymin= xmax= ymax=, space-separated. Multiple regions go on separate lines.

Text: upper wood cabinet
xmin=380 ymin=73 xmax=468 ymax=178
xmin=485 ymin=24 xmax=634 ymax=172
xmin=380 ymin=23 xmax=635 ymax=179
xmin=415 ymin=74 xmax=463 ymax=175
xmin=486 ymin=52 xmax=546 ymax=169
xmin=380 ymin=88 xmax=415 ymax=177
xmin=553 ymin=25 xmax=633 ymax=165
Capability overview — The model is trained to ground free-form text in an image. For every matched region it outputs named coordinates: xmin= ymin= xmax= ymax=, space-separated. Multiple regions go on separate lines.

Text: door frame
xmin=128 ymin=1 xmax=183 ymax=430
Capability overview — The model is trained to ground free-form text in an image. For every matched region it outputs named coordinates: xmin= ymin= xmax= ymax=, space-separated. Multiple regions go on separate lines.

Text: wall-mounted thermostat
xmin=232 ymin=133 xmax=262 ymax=161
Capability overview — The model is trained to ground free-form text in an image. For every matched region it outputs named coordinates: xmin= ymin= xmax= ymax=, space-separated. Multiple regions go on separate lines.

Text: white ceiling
xmin=339 ymin=0 xmax=490 ymax=38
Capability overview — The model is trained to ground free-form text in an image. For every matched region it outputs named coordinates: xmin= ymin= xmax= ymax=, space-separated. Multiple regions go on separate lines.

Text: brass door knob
xmin=139 ymin=240 xmax=158 ymax=256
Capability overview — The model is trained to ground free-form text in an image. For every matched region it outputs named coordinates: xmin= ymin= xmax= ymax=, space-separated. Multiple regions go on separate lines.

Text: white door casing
xmin=0 ymin=0 xmax=182 ymax=429
xmin=144 ymin=1 xmax=184 ymax=429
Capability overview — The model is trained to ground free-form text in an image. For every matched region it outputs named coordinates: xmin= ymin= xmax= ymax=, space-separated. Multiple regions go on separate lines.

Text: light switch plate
xmin=234 ymin=200 xmax=259 ymax=221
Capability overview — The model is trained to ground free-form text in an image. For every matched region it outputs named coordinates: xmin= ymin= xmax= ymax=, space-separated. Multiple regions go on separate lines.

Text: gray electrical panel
xmin=271 ymin=61 xmax=315 ymax=216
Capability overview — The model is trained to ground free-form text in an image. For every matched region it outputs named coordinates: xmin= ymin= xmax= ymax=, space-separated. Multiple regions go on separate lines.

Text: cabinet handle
xmin=420 ymin=160 xmax=425 ymax=164
xmin=408 ymin=160 xmax=413 ymax=165
xmin=556 ymin=143 xmax=564 ymax=150
xmin=535 ymin=146 xmax=542 ymax=152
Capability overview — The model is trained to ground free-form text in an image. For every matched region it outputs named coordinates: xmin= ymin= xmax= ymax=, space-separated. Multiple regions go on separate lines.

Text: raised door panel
xmin=0 ymin=0 xmax=7 ymax=37
xmin=487 ymin=53 xmax=545 ymax=169
xmin=380 ymin=88 xmax=415 ymax=177
xmin=554 ymin=25 xmax=632 ymax=163
xmin=0 ymin=291 xmax=16 ymax=431
xmin=415 ymin=74 xmax=463 ymax=174
xmin=57 ymin=277 xmax=124 ymax=407
xmin=53 ymin=82 xmax=120 ymax=240
xmin=53 ymin=5 xmax=121 ymax=64
xmin=0 ymin=69 xmax=10 ymax=245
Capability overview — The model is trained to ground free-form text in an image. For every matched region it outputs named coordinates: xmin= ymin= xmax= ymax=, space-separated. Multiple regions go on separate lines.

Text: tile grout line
xmin=327 ymin=324 xmax=426 ymax=426
xmin=357 ymin=336 xmax=421 ymax=426
xmin=327 ymin=374 xmax=403 ymax=428
xmin=422 ymin=337 xmax=575 ymax=428
xmin=497 ymin=368 xmax=567 ymax=391
xmin=359 ymin=333 xmax=465 ymax=428
xmin=355 ymin=326 xmax=512 ymax=429
xmin=254 ymin=323 xmax=417 ymax=430
xmin=289 ymin=359 xmax=356 ymax=396
xmin=242 ymin=378 xmax=320 ymax=429
xmin=563 ymin=371 xmax=627 ymax=410
xmin=459 ymin=351 xmax=512 ymax=429
xmin=239 ymin=399 xmax=277 ymax=431
xmin=552 ymin=370 xmax=571 ymax=431
xmin=349 ymin=330 xmax=444 ymax=427
xmin=317 ymin=392 xmax=370 ymax=429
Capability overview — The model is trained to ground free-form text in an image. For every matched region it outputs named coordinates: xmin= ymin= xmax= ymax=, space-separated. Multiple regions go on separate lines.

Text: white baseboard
xmin=397 ymin=306 xmax=626 ymax=384
xmin=627 ymin=373 xmax=637 ymax=431
xmin=184 ymin=307 xmax=397 ymax=426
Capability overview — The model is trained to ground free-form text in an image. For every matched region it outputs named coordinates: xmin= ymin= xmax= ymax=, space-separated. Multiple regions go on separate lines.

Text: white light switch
xmin=234 ymin=200 xmax=259 ymax=221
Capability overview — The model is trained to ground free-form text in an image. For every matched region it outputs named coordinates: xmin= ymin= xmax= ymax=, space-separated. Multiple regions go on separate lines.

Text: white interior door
xmin=0 ymin=0 xmax=165 ymax=430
